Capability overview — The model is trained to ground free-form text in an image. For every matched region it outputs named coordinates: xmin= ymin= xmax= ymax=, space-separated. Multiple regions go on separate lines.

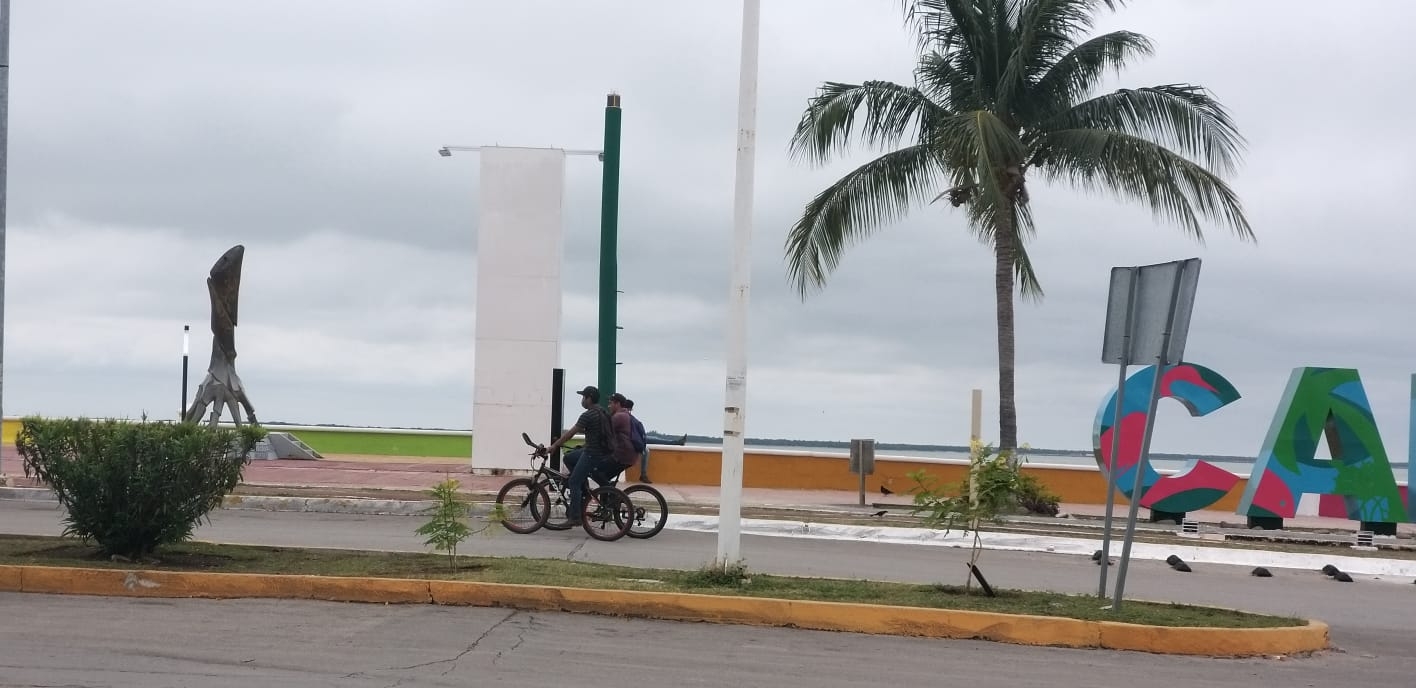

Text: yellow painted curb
xmin=0 ymin=565 xmax=1328 ymax=657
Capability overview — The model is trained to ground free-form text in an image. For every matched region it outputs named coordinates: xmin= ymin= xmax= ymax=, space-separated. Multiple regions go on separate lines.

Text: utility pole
xmin=0 ymin=0 xmax=12 ymax=463
xmin=716 ymin=0 xmax=760 ymax=570
xmin=597 ymin=94 xmax=622 ymax=404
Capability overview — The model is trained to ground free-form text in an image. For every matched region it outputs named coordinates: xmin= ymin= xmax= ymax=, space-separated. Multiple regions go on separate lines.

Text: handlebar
xmin=522 ymin=432 xmax=549 ymax=458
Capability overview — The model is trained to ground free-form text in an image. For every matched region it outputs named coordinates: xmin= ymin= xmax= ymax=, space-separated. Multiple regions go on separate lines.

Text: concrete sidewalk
xmin=4 ymin=448 xmax=1413 ymax=536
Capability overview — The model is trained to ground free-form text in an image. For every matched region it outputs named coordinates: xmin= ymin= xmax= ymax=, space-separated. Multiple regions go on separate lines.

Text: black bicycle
xmin=494 ymin=433 xmax=636 ymax=542
xmin=538 ymin=436 xmax=668 ymax=539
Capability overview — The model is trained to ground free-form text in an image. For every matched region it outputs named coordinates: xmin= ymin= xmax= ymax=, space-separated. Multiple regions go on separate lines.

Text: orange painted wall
xmin=642 ymin=447 xmax=1249 ymax=509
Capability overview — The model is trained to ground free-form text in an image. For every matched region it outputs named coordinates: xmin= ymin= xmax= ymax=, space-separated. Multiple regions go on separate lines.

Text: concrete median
xmin=0 ymin=564 xmax=1328 ymax=657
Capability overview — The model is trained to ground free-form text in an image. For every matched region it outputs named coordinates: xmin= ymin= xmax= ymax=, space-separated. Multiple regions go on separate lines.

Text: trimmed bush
xmin=16 ymin=416 xmax=265 ymax=558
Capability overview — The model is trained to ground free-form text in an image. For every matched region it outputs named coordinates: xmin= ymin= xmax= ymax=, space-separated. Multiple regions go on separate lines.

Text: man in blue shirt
xmin=624 ymin=398 xmax=650 ymax=483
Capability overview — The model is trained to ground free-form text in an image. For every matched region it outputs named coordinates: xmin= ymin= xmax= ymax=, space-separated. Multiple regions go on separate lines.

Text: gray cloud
xmin=7 ymin=1 xmax=1416 ymax=465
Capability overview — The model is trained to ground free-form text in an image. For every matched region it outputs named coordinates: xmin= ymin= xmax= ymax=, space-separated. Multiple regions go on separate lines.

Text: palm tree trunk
xmin=994 ymin=214 xmax=1018 ymax=455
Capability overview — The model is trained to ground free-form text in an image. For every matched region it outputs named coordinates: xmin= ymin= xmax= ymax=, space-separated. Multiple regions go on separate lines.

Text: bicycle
xmin=547 ymin=438 xmax=668 ymax=539
xmin=494 ymin=433 xmax=635 ymax=542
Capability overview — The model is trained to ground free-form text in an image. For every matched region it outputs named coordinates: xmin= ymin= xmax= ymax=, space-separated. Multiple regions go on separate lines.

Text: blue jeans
xmin=566 ymin=449 xmax=621 ymax=521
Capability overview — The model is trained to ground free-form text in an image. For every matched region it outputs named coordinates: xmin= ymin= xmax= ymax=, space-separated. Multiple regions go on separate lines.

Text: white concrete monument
xmin=471 ymin=146 xmax=566 ymax=473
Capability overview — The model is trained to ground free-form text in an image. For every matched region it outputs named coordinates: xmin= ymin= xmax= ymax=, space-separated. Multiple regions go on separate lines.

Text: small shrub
xmin=909 ymin=441 xmax=1053 ymax=593
xmin=16 ymin=416 xmax=264 ymax=558
xmin=414 ymin=477 xmax=500 ymax=571
xmin=1016 ymin=471 xmax=1061 ymax=516
xmin=685 ymin=560 xmax=751 ymax=587
xmin=416 ymin=478 xmax=473 ymax=570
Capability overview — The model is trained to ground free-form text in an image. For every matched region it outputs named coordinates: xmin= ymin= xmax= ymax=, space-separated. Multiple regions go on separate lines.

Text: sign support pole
xmin=1112 ymin=261 xmax=1194 ymax=609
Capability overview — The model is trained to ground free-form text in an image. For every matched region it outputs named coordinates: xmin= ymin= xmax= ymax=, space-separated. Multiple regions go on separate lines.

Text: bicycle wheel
xmin=581 ymin=486 xmax=633 ymax=542
xmin=622 ymin=484 xmax=668 ymax=539
xmin=494 ymin=478 xmax=550 ymax=534
xmin=537 ymin=478 xmax=575 ymax=531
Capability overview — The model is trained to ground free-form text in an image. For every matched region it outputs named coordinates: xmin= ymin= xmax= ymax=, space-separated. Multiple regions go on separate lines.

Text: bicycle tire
xmin=581 ymin=486 xmax=633 ymax=542
xmin=537 ymin=479 xmax=575 ymax=531
xmin=494 ymin=478 xmax=550 ymax=534
xmin=621 ymin=484 xmax=668 ymax=539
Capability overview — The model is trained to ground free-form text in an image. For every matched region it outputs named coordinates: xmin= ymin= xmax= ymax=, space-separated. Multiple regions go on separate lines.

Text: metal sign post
xmin=1095 ymin=278 xmax=1136 ymax=598
xmin=850 ymin=439 xmax=876 ymax=506
xmin=1097 ymin=258 xmax=1202 ymax=609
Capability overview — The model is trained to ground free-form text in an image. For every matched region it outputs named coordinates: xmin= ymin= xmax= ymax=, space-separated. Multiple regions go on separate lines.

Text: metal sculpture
xmin=183 ymin=245 xmax=258 ymax=427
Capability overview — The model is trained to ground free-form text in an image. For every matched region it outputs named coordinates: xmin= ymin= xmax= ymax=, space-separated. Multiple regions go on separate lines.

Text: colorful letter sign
xmin=1092 ymin=363 xmax=1243 ymax=513
xmin=1237 ymin=367 xmax=1409 ymax=523
xmin=1095 ymin=364 xmax=1412 ymax=526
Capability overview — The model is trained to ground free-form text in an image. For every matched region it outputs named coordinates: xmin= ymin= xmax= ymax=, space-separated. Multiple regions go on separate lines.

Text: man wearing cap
xmin=545 ymin=385 xmax=617 ymax=526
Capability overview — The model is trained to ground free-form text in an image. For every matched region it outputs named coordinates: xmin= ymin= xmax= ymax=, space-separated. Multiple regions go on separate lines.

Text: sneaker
xmin=638 ymin=475 xmax=652 ymax=484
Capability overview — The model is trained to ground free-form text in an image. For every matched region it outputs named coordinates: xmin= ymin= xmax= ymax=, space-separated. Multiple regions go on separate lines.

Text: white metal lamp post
xmin=716 ymin=0 xmax=761 ymax=570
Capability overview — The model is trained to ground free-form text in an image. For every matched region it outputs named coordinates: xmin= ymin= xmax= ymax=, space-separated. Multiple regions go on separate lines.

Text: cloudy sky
xmin=6 ymin=1 xmax=1415 ymax=461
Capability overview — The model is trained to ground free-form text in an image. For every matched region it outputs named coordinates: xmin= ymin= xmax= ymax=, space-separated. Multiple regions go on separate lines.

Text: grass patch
xmin=287 ymin=430 xmax=585 ymax=459
xmin=290 ymin=430 xmax=471 ymax=458
xmin=0 ymin=535 xmax=1302 ymax=629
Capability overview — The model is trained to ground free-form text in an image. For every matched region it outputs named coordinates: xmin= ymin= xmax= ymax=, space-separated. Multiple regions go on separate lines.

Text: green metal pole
xmin=598 ymin=93 xmax=622 ymax=406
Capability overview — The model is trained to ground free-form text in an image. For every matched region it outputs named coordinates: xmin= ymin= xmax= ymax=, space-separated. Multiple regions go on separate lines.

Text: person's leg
xmin=563 ymin=447 xmax=583 ymax=474
xmin=637 ymin=447 xmax=651 ymax=483
xmin=567 ymin=450 xmax=598 ymax=523
xmin=591 ymin=458 xmax=624 ymax=488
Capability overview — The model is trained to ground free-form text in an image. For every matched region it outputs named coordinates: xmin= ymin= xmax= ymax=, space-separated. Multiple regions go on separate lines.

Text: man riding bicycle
xmin=543 ymin=386 xmax=637 ymax=525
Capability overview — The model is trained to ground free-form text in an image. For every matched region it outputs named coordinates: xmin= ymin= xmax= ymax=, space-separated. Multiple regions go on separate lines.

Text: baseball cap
xmin=575 ymin=385 xmax=600 ymax=403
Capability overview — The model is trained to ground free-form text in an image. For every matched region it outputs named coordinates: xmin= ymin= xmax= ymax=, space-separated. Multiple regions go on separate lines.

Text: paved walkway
xmin=4 ymin=448 xmax=1412 ymax=535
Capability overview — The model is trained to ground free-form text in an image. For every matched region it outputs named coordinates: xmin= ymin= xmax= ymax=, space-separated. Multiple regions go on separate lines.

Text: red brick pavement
xmin=3 ymin=446 xmax=1411 ymax=533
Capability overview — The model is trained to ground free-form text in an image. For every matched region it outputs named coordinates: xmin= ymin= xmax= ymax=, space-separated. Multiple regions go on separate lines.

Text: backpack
xmin=629 ymin=416 xmax=647 ymax=453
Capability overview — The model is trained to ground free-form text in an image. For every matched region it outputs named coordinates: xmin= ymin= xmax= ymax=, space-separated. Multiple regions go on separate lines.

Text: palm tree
xmin=785 ymin=0 xmax=1252 ymax=454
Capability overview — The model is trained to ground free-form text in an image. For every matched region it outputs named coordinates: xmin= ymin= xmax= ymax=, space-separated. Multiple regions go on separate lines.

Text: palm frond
xmin=917 ymin=50 xmax=981 ymax=113
xmin=983 ymin=0 xmax=1020 ymax=111
xmin=925 ymin=107 xmax=1040 ymax=297
xmin=788 ymin=80 xmax=951 ymax=166
xmin=959 ymin=109 xmax=1028 ymax=222
xmin=1013 ymin=0 xmax=1123 ymax=79
xmin=1034 ymin=128 xmax=1252 ymax=241
xmin=904 ymin=0 xmax=989 ymax=57
xmin=1013 ymin=201 xmax=1047 ymax=301
xmin=1023 ymin=30 xmax=1154 ymax=122
xmin=953 ymin=179 xmax=1044 ymax=298
xmin=785 ymin=144 xmax=945 ymax=296
xmin=1034 ymin=84 xmax=1244 ymax=174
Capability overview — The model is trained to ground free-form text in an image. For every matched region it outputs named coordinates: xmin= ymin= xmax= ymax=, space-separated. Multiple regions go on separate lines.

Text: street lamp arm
xmin=438 ymin=145 xmax=602 ymax=158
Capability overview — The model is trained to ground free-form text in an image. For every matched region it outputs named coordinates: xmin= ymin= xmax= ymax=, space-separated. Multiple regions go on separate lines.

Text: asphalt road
xmin=1 ymin=500 xmax=1413 ymax=678
xmin=2 ymin=592 xmax=1412 ymax=688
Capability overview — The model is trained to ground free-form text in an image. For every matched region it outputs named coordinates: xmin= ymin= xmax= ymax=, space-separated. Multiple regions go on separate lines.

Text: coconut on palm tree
xmin=785 ymin=0 xmax=1252 ymax=453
